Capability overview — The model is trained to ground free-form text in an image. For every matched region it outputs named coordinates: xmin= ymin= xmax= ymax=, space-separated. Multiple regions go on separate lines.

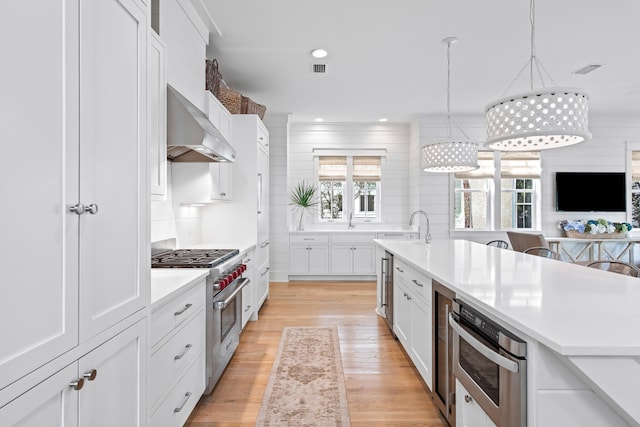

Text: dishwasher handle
xmin=448 ymin=313 xmax=519 ymax=373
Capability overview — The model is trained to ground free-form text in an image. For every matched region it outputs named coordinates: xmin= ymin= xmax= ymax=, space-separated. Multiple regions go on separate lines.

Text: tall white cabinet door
xmin=0 ymin=0 xmax=80 ymax=388
xmin=78 ymin=320 xmax=147 ymax=427
xmin=257 ymin=145 xmax=270 ymax=242
xmin=148 ymin=31 xmax=167 ymax=199
xmin=78 ymin=0 xmax=148 ymax=341
xmin=0 ymin=364 xmax=78 ymax=427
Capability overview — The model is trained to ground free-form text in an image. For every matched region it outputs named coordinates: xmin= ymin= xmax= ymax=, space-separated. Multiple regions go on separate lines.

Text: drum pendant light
xmin=422 ymin=37 xmax=479 ymax=173
xmin=484 ymin=0 xmax=591 ymax=151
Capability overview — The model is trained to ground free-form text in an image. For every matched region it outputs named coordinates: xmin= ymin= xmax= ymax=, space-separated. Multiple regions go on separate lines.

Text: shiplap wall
xmin=287 ymin=122 xmax=411 ymax=228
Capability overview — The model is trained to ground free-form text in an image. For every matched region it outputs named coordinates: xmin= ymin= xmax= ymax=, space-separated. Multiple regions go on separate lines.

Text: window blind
xmin=501 ymin=151 xmax=541 ymax=179
xmin=353 ymin=156 xmax=381 ymax=181
xmin=632 ymin=151 xmax=640 ymax=182
xmin=455 ymin=151 xmax=495 ymax=179
xmin=319 ymin=156 xmax=347 ymax=181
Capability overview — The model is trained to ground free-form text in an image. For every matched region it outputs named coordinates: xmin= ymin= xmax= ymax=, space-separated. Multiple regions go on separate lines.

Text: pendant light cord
xmin=446 ymin=40 xmax=452 ymax=139
xmin=501 ymin=0 xmax=556 ymax=95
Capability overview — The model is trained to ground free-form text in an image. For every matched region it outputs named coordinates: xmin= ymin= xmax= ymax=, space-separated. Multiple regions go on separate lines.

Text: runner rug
xmin=255 ymin=326 xmax=351 ymax=427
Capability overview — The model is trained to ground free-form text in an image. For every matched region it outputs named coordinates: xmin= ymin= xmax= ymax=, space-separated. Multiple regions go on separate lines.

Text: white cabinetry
xmin=206 ymin=93 xmax=233 ymax=201
xmin=393 ymin=259 xmax=433 ymax=390
xmin=456 ymin=380 xmax=497 ymax=427
xmin=0 ymin=320 xmax=147 ymax=427
xmin=241 ymin=248 xmax=256 ymax=328
xmin=148 ymin=31 xmax=167 ymax=199
xmin=329 ymin=233 xmax=376 ymax=275
xmin=150 ymin=281 xmax=206 ymax=426
xmin=289 ymin=235 xmax=330 ymax=275
xmin=1 ymin=0 xmax=148 ymax=398
xmin=201 ymin=115 xmax=270 ymax=315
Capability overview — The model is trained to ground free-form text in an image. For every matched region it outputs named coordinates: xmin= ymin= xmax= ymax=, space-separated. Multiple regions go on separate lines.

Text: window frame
xmin=315 ymin=152 xmax=383 ymax=224
xmin=450 ymin=151 xmax=542 ymax=232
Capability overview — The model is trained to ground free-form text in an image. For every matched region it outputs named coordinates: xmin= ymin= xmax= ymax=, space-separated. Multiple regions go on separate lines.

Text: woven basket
xmin=241 ymin=96 xmax=267 ymax=119
xmin=217 ymin=87 xmax=242 ymax=114
xmin=564 ymin=230 xmax=626 ymax=239
xmin=205 ymin=59 xmax=222 ymax=97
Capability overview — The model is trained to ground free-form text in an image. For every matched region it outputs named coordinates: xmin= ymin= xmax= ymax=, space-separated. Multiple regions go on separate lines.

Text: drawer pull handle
xmin=260 ymin=242 xmax=270 ymax=248
xmin=220 ymin=192 xmax=226 ymax=196
xmin=69 ymin=378 xmax=84 ymax=391
xmin=174 ymin=392 xmax=192 ymax=413
xmin=83 ymin=369 xmax=98 ymax=381
xmin=174 ymin=303 xmax=192 ymax=316
xmin=244 ymin=305 xmax=252 ymax=312
xmin=412 ymin=279 xmax=424 ymax=287
xmin=396 ymin=267 xmax=404 ymax=273
xmin=174 ymin=344 xmax=193 ymax=360
xmin=261 ymin=268 xmax=270 ymax=277
xmin=244 ymin=258 xmax=252 ymax=263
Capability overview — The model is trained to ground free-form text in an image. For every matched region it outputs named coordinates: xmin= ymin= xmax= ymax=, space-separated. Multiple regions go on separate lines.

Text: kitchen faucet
xmin=348 ymin=212 xmax=354 ymax=229
xmin=409 ymin=210 xmax=431 ymax=243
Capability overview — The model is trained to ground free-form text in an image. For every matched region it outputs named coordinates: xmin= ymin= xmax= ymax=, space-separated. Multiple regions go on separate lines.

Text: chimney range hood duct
xmin=166 ymin=84 xmax=237 ymax=163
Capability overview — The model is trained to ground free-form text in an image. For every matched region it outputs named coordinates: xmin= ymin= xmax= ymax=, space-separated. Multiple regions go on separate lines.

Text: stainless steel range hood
xmin=166 ymin=84 xmax=236 ymax=163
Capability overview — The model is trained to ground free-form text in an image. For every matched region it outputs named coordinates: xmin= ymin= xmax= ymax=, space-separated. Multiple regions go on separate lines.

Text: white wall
xmin=288 ymin=122 xmax=411 ymax=229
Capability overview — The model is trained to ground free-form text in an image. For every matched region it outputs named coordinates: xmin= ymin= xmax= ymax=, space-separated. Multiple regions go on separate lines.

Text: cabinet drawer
xmin=406 ymin=269 xmax=432 ymax=305
xmin=331 ymin=233 xmax=376 ymax=244
xmin=290 ymin=234 xmax=329 ymax=244
xmin=150 ymin=309 xmax=205 ymax=407
xmin=151 ymin=282 xmax=205 ymax=347
xmin=150 ymin=352 xmax=206 ymax=427
xmin=256 ymin=239 xmax=270 ymax=266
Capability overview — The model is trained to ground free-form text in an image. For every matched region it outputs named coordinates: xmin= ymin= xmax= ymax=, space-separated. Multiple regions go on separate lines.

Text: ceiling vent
xmin=573 ymin=64 xmax=603 ymax=75
xmin=312 ymin=63 xmax=327 ymax=74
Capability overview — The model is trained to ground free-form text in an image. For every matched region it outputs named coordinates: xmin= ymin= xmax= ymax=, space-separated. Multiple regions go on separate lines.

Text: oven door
xmin=449 ymin=312 xmax=526 ymax=427
xmin=206 ymin=277 xmax=249 ymax=394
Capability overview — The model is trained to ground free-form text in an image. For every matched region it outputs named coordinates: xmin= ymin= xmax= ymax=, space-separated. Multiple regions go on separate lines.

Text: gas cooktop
xmin=151 ymin=248 xmax=239 ymax=268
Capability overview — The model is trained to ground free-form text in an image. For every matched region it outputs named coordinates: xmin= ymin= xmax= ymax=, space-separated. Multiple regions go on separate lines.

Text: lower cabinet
xmin=329 ymin=245 xmax=376 ymax=274
xmin=393 ymin=259 xmax=433 ymax=390
xmin=241 ymin=248 xmax=256 ymax=328
xmin=456 ymin=380 xmax=497 ymax=427
xmin=0 ymin=319 xmax=147 ymax=427
xmin=289 ymin=245 xmax=329 ymax=275
xmin=255 ymin=239 xmax=270 ymax=313
xmin=149 ymin=279 xmax=206 ymax=425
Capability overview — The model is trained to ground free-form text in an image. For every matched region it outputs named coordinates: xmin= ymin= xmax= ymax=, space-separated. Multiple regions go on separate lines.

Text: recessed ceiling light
xmin=379 ymin=118 xmax=388 ymax=122
xmin=311 ymin=49 xmax=328 ymax=58
xmin=314 ymin=118 xmax=324 ymax=122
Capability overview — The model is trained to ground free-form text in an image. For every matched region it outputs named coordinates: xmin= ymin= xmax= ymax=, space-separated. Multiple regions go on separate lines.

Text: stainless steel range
xmin=152 ymin=247 xmax=249 ymax=394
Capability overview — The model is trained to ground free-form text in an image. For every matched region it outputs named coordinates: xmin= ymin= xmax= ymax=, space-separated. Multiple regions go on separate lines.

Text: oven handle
xmin=448 ymin=313 xmax=519 ymax=373
xmin=213 ymin=278 xmax=250 ymax=310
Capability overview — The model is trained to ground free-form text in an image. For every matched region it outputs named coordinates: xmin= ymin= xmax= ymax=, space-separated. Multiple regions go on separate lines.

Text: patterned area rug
xmin=255 ymin=327 xmax=351 ymax=427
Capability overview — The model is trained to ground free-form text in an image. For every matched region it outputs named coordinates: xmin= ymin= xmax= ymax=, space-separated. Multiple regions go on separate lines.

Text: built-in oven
xmin=449 ymin=299 xmax=527 ymax=427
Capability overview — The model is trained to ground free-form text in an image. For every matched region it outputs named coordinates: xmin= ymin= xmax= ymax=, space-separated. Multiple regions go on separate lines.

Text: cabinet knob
xmin=85 ymin=203 xmax=99 ymax=214
xmin=83 ymin=369 xmax=98 ymax=381
xmin=69 ymin=378 xmax=85 ymax=391
xmin=220 ymin=192 xmax=226 ymax=196
xmin=69 ymin=203 xmax=85 ymax=215
xmin=464 ymin=395 xmax=472 ymax=403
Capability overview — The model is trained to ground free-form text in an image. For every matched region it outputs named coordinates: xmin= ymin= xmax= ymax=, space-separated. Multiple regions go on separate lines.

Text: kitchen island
xmin=375 ymin=238 xmax=640 ymax=427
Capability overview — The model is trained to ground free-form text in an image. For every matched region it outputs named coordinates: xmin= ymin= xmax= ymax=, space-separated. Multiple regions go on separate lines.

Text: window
xmin=631 ymin=151 xmax=640 ymax=227
xmin=318 ymin=155 xmax=381 ymax=222
xmin=453 ymin=151 xmax=541 ymax=230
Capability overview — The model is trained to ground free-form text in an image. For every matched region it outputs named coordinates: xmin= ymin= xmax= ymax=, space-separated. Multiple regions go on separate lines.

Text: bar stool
xmin=585 ymin=260 xmax=640 ymax=277
xmin=486 ymin=240 xmax=509 ymax=249
xmin=523 ymin=246 xmax=559 ymax=259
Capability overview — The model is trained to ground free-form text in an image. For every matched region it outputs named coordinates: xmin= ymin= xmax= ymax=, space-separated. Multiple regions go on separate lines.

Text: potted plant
xmin=289 ymin=181 xmax=318 ymax=231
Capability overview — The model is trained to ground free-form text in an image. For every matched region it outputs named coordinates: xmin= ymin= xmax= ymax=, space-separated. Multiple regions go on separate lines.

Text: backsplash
xmin=151 ymin=164 xmax=203 ymax=247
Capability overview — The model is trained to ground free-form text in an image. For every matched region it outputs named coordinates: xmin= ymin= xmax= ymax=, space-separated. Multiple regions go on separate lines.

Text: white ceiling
xmin=202 ymin=0 xmax=640 ymax=123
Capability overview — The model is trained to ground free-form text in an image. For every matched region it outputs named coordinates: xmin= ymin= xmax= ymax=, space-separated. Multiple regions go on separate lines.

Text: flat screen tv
xmin=555 ymin=172 xmax=626 ymax=212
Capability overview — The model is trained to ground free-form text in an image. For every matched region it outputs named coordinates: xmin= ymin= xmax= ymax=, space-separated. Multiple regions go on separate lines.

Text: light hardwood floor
xmin=185 ymin=281 xmax=446 ymax=427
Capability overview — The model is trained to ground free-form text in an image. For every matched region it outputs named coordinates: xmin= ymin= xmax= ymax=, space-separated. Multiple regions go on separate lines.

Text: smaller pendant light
xmin=422 ymin=37 xmax=479 ymax=173
xmin=484 ymin=0 xmax=591 ymax=151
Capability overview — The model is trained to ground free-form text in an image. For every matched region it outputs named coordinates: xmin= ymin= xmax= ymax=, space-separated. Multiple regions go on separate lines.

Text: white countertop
xmin=150 ymin=269 xmax=209 ymax=308
xmin=376 ymin=238 xmax=640 ymax=357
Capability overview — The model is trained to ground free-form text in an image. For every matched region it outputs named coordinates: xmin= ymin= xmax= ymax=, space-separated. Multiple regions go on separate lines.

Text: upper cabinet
xmin=158 ymin=0 xmax=209 ymax=111
xmin=0 ymin=0 xmax=148 ymax=410
xmin=148 ymin=31 xmax=167 ymax=199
